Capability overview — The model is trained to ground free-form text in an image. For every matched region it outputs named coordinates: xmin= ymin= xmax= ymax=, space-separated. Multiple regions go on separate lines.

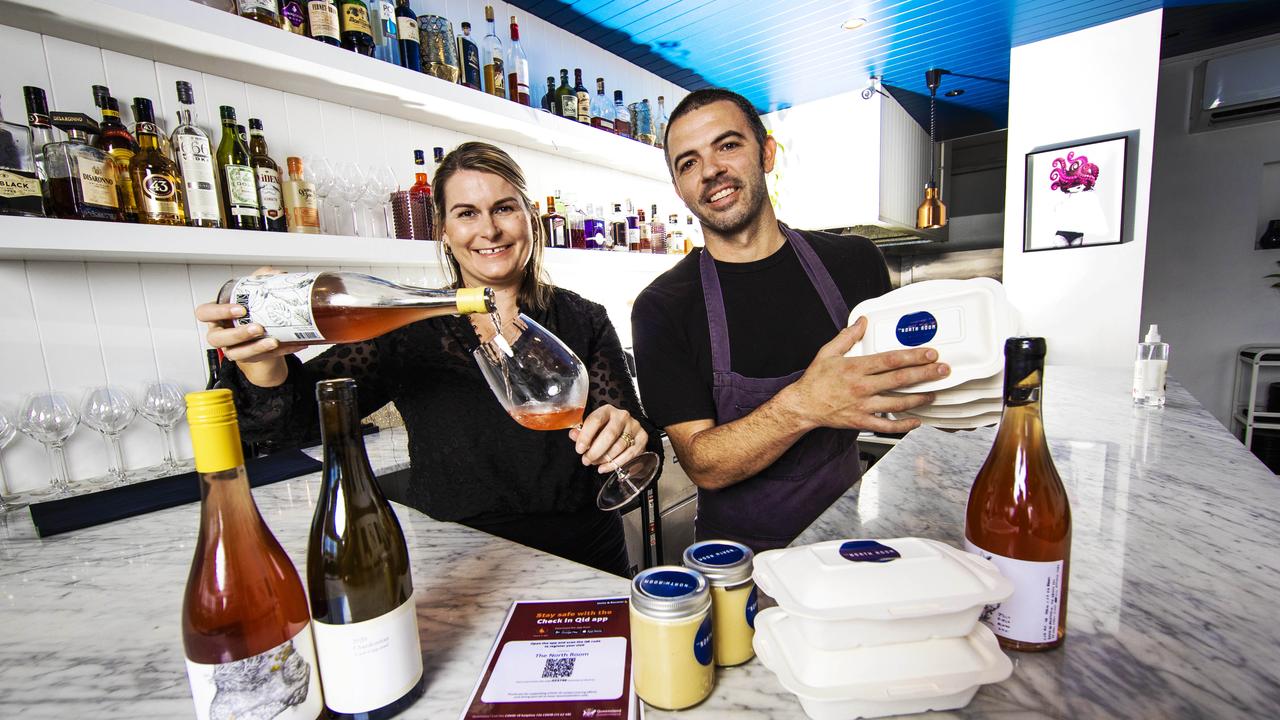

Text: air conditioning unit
xmin=1191 ymin=41 xmax=1280 ymax=132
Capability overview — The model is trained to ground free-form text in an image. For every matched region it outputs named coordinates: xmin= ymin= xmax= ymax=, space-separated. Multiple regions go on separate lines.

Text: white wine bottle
xmin=217 ymin=271 xmax=496 ymax=344
xmin=182 ymin=389 xmax=325 ymax=720
xmin=964 ymin=337 xmax=1072 ymax=651
xmin=308 ymin=378 xmax=424 ymax=718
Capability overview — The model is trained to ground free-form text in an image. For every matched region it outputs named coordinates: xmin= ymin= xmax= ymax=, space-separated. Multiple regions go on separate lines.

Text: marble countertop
xmin=1 ymin=366 xmax=1277 ymax=718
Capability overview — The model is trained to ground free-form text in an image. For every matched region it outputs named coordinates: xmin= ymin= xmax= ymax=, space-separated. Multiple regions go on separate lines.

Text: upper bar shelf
xmin=0 ymin=0 xmax=670 ymax=181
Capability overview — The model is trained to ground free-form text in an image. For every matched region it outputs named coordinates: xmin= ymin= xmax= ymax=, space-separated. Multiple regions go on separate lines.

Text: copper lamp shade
xmin=916 ymin=182 xmax=947 ymax=229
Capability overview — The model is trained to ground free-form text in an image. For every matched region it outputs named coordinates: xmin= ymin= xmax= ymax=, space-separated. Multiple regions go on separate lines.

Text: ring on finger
xmin=620 ymin=430 xmax=635 ymax=449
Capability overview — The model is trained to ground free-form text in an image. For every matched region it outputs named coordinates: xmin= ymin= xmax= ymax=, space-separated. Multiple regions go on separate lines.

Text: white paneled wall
xmin=0 ymin=11 xmax=690 ymax=494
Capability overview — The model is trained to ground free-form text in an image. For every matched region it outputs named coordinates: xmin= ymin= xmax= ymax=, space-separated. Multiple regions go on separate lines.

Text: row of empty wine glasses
xmin=0 ymin=382 xmax=189 ymax=513
xmin=304 ymin=156 xmax=401 ymax=239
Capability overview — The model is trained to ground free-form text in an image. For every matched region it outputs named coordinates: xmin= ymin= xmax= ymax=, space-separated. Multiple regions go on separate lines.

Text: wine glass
xmin=18 ymin=391 xmax=81 ymax=498
xmin=80 ymin=386 xmax=137 ymax=486
xmin=305 ymin=155 xmax=338 ymax=235
xmin=139 ymin=381 xmax=188 ymax=476
xmin=334 ymin=162 xmax=367 ymax=236
xmin=375 ymin=164 xmax=400 ymax=238
xmin=0 ymin=410 xmax=30 ymax=513
xmin=361 ymin=166 xmax=388 ymax=238
xmin=473 ymin=314 xmax=660 ymax=511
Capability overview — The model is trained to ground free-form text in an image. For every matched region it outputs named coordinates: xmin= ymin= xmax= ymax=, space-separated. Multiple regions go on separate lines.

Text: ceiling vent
xmin=1191 ymin=41 xmax=1280 ymax=132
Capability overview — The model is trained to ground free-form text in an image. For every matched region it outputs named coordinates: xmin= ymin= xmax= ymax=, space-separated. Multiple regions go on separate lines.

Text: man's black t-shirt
xmin=631 ymin=228 xmax=891 ymax=429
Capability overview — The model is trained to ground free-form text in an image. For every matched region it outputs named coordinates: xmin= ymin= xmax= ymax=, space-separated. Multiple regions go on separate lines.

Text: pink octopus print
xmin=1049 ymin=151 xmax=1099 ymax=193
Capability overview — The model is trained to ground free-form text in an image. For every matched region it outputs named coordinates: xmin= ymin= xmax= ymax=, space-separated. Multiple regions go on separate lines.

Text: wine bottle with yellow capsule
xmin=182 ymin=389 xmax=324 ymax=720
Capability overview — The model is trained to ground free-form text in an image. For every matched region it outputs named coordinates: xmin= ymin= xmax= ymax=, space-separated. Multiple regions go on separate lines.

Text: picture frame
xmin=1023 ymin=134 xmax=1131 ymax=252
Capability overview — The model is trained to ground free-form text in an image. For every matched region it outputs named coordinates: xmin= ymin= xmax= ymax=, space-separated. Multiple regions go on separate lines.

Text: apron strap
xmin=782 ymin=225 xmax=850 ymax=329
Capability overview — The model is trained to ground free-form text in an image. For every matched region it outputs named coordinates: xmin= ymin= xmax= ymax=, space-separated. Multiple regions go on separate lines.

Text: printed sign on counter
xmin=460 ymin=597 xmax=638 ymax=720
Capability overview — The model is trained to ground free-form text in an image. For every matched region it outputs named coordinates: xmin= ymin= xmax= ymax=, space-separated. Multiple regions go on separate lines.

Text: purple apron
xmin=695 ymin=225 xmax=862 ymax=552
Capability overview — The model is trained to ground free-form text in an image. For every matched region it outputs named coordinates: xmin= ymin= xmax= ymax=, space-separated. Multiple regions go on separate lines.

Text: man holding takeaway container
xmin=631 ymin=89 xmax=950 ymax=552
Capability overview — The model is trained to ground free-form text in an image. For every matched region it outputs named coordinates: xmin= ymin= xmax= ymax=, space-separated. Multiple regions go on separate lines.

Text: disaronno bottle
xmin=964 ymin=337 xmax=1072 ymax=651
xmin=682 ymin=541 xmax=757 ymax=666
xmin=44 ymin=112 xmax=124 ymax=222
xmin=217 ymin=271 xmax=496 ymax=344
xmin=630 ymin=566 xmax=714 ymax=710
xmin=182 ymin=389 xmax=324 ymax=720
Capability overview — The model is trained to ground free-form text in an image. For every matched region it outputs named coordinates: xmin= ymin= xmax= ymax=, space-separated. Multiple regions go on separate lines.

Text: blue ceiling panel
xmin=505 ymin=0 xmax=1264 ymax=134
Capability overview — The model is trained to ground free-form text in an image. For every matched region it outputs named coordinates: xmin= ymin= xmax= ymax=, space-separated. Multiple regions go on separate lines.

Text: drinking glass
xmin=306 ymin=155 xmax=338 ymax=235
xmin=473 ymin=314 xmax=659 ymax=511
xmin=0 ymin=410 xmax=30 ymax=513
xmin=18 ymin=391 xmax=81 ymax=498
xmin=375 ymin=165 xmax=400 ymax=238
xmin=335 ymin=162 xmax=368 ymax=236
xmin=361 ymin=167 xmax=388 ymax=238
xmin=139 ymin=381 xmax=188 ymax=476
xmin=80 ymin=386 xmax=137 ymax=486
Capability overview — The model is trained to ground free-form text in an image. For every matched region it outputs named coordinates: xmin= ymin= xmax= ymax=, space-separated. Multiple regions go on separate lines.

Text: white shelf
xmin=0 ymin=0 xmax=669 ymax=181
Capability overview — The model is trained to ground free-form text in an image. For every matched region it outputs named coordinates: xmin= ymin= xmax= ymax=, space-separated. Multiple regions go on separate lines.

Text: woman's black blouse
xmin=220 ymin=286 xmax=663 ymax=523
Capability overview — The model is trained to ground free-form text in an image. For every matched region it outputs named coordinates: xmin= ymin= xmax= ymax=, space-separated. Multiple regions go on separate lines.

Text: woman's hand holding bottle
xmin=195 ymin=266 xmax=298 ymax=388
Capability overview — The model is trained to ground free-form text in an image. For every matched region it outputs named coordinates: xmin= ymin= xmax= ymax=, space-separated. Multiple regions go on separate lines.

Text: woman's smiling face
xmin=441 ymin=169 xmax=534 ymax=290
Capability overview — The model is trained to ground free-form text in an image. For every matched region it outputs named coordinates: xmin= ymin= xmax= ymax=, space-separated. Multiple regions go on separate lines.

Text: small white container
xmin=753 ymin=608 xmax=1013 ymax=720
xmin=753 ymin=538 xmax=1013 ymax=649
xmin=845 ymin=278 xmax=1015 ymax=393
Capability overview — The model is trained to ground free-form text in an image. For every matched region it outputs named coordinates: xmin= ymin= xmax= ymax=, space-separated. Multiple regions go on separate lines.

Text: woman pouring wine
xmin=193 ymin=142 xmax=661 ymax=576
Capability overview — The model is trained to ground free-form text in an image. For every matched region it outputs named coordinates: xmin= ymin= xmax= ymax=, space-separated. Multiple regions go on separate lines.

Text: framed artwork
xmin=1024 ymin=135 xmax=1129 ymax=252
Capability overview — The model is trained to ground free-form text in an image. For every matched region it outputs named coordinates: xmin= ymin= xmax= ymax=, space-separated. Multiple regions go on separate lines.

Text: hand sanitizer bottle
xmin=1132 ymin=324 xmax=1169 ymax=407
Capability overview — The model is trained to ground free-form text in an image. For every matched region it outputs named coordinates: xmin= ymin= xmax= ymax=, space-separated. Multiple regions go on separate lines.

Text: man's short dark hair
xmin=663 ymin=88 xmax=768 ymax=172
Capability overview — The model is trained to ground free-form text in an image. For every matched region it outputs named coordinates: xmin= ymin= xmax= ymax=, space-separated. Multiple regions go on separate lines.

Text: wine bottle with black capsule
xmin=308 ymin=378 xmax=425 ymax=718
xmin=216 ymin=106 xmax=262 ymax=230
xmin=964 ymin=337 xmax=1072 ymax=652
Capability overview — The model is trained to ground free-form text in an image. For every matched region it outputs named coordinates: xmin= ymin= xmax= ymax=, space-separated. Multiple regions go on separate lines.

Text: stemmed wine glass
xmin=0 ymin=410 xmax=30 ymax=513
xmin=81 ymin=386 xmax=137 ymax=487
xmin=335 ymin=162 xmax=368 ymax=236
xmin=306 ymin=155 xmax=339 ymax=234
xmin=473 ymin=314 xmax=660 ymax=511
xmin=18 ymin=391 xmax=81 ymax=498
xmin=139 ymin=381 xmax=188 ymax=476
xmin=374 ymin=164 xmax=400 ymax=238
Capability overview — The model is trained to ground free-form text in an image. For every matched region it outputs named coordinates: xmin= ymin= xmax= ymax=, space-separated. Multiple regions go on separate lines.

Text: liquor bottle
xmin=283 ymin=156 xmax=321 ymax=234
xmin=687 ymin=214 xmax=703 ymax=248
xmin=23 ymin=86 xmax=56 ymax=211
xmin=964 ymin=337 xmax=1072 ymax=652
xmin=408 ymin=149 xmax=432 ymax=240
xmin=666 ymin=213 xmax=685 ymax=255
xmin=608 ymin=202 xmax=627 ymax=250
xmin=181 ymin=389 xmax=325 ymax=720
xmin=309 ymin=0 xmax=342 ymax=45
xmin=556 ymin=69 xmax=577 ymax=121
xmin=420 ymin=11 xmax=460 ymax=83
xmin=248 ymin=118 xmax=287 ymax=232
xmin=540 ymin=76 xmax=555 ymax=113
xmin=216 ymin=271 xmax=495 ymax=344
xmin=655 ymin=95 xmax=669 ymax=149
xmin=239 ymin=0 xmax=284 ymax=27
xmin=573 ymin=69 xmax=590 ymax=124
xmin=541 ymin=194 xmax=567 ymax=249
xmin=649 ymin=204 xmax=666 ymax=253
xmin=0 ymin=93 xmax=44 ymax=217
xmin=506 ymin=15 xmax=530 ymax=105
xmin=637 ymin=98 xmax=656 ymax=145
xmin=129 ymin=98 xmax=186 ymax=226
xmin=481 ymin=6 xmax=505 ymax=99
xmin=625 ymin=199 xmax=640 ymax=251
xmin=280 ymin=0 xmax=309 ymax=34
xmin=308 ymin=378 xmax=425 ymax=718
xmin=45 ymin=112 xmax=124 ymax=222
xmin=613 ymin=90 xmax=631 ymax=139
xmin=216 ymin=106 xmax=262 ymax=230
xmin=92 ymin=86 xmax=139 ymax=222
xmin=591 ymin=78 xmax=614 ymax=132
xmin=567 ymin=200 xmax=586 ymax=250
xmin=455 ymin=22 xmax=481 ymax=90
xmin=636 ymin=206 xmax=650 ymax=252
xmin=370 ymin=0 xmax=401 ymax=66
xmin=395 ymin=0 xmax=421 ymax=72
xmin=339 ymin=0 xmax=375 ymax=55
xmin=433 ymin=146 xmax=444 ymax=167
xmin=171 ymin=81 xmax=222 ymax=228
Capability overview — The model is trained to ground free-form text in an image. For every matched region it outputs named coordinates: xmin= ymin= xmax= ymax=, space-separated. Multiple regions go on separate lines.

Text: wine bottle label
xmin=283 ymin=182 xmax=320 ymax=230
xmin=175 ymin=135 xmax=222 ymax=221
xmin=591 ymin=117 xmax=614 ymax=132
xmin=77 ymin=159 xmax=120 ymax=208
xmin=576 ymin=92 xmax=591 ymax=123
xmin=312 ymin=597 xmax=423 ymax=714
xmin=549 ymin=218 xmax=567 ymax=248
xmin=341 ymin=3 xmax=373 ymax=35
xmin=485 ymin=59 xmax=505 ymax=95
xmin=964 ymin=539 xmax=1065 ymax=645
xmin=560 ymin=95 xmax=578 ymax=119
xmin=232 ymin=272 xmax=324 ymax=342
xmin=397 ymin=15 xmax=418 ymax=41
xmin=461 ymin=41 xmax=482 ymax=88
xmin=0 ymin=169 xmax=41 ymax=199
xmin=140 ymin=171 xmax=182 ymax=215
xmin=377 ymin=1 xmax=396 ymax=36
xmin=309 ymin=1 xmax=340 ymax=38
xmin=255 ymin=167 xmax=285 ymax=221
xmin=281 ymin=1 xmax=306 ymax=30
xmin=240 ymin=0 xmax=278 ymax=12
xmin=185 ymin=623 xmax=324 ymax=720
xmin=224 ymin=164 xmax=261 ymax=217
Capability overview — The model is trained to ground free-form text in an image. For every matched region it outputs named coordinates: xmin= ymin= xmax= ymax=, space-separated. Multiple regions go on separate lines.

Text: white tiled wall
xmin=0 ymin=11 xmax=689 ymax=494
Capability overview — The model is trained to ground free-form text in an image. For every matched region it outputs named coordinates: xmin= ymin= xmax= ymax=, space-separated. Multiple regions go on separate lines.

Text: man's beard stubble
xmin=692 ymin=170 xmax=769 ymax=237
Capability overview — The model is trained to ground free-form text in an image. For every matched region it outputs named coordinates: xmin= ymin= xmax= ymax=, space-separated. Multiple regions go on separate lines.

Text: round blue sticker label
xmin=746 ymin=586 xmax=759 ymax=629
xmin=839 ymin=540 xmax=902 ymax=563
xmin=693 ymin=614 xmax=713 ymax=666
xmin=895 ymin=311 xmax=938 ymax=347
xmin=639 ymin=569 xmax=699 ymax=598
xmin=690 ymin=543 xmax=745 ymax=566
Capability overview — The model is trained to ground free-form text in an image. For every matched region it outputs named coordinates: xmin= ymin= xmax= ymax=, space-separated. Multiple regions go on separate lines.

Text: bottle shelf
xmin=0 ymin=0 xmax=670 ymax=181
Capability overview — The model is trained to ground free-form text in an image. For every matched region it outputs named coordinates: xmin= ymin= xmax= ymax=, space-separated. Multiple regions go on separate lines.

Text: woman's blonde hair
xmin=433 ymin=142 xmax=551 ymax=311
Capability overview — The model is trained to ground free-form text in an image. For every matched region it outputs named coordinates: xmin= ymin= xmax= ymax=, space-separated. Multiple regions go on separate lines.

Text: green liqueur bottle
xmin=216 ymin=106 xmax=262 ymax=230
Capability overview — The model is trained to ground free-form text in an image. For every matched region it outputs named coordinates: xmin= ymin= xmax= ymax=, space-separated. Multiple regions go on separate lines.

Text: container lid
xmin=753 ymin=538 xmax=1013 ymax=622
xmin=753 ymin=607 xmax=1013 ymax=702
xmin=631 ymin=566 xmax=710 ymax=620
xmin=682 ymin=540 xmax=754 ymax=586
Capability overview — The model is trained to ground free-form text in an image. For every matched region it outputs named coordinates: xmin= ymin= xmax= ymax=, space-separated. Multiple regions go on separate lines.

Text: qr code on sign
xmin=541 ymin=657 xmax=576 ymax=679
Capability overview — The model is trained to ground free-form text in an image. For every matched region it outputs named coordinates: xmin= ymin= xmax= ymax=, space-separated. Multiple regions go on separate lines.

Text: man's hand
xmin=778 ymin=316 xmax=949 ymax=434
